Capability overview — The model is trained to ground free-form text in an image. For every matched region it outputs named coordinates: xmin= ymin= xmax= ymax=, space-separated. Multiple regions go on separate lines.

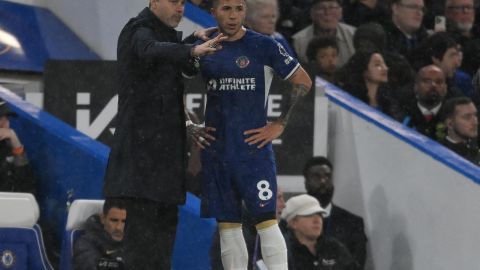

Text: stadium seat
xmin=0 ymin=192 xmax=53 ymax=270
xmin=59 ymin=199 xmax=104 ymax=270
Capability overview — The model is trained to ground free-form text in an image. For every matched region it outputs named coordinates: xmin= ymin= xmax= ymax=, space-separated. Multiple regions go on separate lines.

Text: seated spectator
xmin=445 ymin=0 xmax=480 ymax=76
xmin=342 ymin=0 xmax=388 ymax=27
xmin=292 ymin=0 xmax=356 ymax=66
xmin=383 ymin=0 xmax=429 ymax=57
xmin=306 ymin=37 xmax=339 ymax=82
xmin=440 ymin=97 xmax=479 ymax=165
xmin=353 ymin=22 xmax=415 ymax=111
xmin=245 ymin=0 xmax=296 ymax=57
xmin=335 ymin=49 xmax=402 ymax=119
xmin=402 ymin=65 xmax=449 ymax=140
xmin=282 ymin=194 xmax=360 ymax=270
xmin=73 ymin=198 xmax=126 ymax=270
xmin=412 ymin=32 xmax=467 ymax=99
xmin=0 ymin=99 xmax=35 ymax=195
xmin=302 ymin=156 xmax=367 ymax=268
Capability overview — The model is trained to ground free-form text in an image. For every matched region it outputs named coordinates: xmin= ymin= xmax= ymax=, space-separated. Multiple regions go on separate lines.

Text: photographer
xmin=73 ymin=199 xmax=126 ymax=270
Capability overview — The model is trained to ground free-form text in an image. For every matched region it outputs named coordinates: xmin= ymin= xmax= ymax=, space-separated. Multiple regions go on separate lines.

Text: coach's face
xmin=211 ymin=0 xmax=247 ymax=39
xmin=150 ymin=0 xmax=185 ymax=28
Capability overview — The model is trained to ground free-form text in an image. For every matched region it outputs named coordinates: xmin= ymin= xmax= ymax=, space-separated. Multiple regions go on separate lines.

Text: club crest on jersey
xmin=235 ymin=56 xmax=250 ymax=68
xmin=1 ymin=250 xmax=15 ymax=268
xmin=277 ymin=43 xmax=293 ymax=65
xmin=207 ymin=79 xmax=217 ymax=91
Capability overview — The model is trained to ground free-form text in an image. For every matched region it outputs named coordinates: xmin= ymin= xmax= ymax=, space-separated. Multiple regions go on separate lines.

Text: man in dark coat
xmin=303 ymin=156 xmax=367 ymax=269
xmin=383 ymin=0 xmax=429 ymax=58
xmin=102 ymin=0 xmax=224 ymax=269
xmin=402 ymin=65 xmax=449 ymax=140
xmin=73 ymin=199 xmax=126 ymax=270
xmin=440 ymin=97 xmax=480 ymax=166
xmin=0 ymin=99 xmax=35 ymax=195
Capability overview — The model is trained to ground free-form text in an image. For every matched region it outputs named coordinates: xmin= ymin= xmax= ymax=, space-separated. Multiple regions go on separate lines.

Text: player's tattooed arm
xmin=185 ymin=108 xmax=216 ymax=149
xmin=244 ymin=66 xmax=312 ymax=148
xmin=277 ymin=82 xmax=309 ymax=127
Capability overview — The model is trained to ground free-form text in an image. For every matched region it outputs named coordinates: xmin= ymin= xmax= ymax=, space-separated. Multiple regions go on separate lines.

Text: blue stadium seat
xmin=59 ymin=199 xmax=104 ymax=270
xmin=0 ymin=192 xmax=53 ymax=270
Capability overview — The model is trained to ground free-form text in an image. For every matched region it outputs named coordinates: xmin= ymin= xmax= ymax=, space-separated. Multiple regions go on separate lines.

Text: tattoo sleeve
xmin=278 ymin=83 xmax=309 ymax=126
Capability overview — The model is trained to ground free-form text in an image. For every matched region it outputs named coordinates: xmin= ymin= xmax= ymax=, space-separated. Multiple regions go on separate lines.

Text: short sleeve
xmin=265 ymin=39 xmax=300 ymax=80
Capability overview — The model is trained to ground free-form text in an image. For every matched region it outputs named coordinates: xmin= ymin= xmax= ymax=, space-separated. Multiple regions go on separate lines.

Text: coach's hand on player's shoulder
xmin=194 ymin=27 xmax=218 ymax=41
xmin=187 ymin=122 xmax=216 ymax=149
xmin=243 ymin=121 xmax=285 ymax=149
xmin=191 ymin=33 xmax=227 ymax=57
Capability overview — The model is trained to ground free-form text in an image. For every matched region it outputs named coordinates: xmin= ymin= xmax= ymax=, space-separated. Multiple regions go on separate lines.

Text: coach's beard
xmin=308 ymin=187 xmax=334 ymax=208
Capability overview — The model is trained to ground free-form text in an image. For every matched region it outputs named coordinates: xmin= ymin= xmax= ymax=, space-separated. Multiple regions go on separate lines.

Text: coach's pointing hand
xmin=191 ymin=33 xmax=227 ymax=57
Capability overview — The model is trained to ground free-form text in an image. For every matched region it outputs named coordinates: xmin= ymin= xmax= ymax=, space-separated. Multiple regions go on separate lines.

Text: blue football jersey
xmin=200 ymin=29 xmax=300 ymax=161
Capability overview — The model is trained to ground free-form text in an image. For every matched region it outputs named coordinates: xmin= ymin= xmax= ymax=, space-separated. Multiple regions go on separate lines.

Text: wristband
xmin=12 ymin=146 xmax=24 ymax=156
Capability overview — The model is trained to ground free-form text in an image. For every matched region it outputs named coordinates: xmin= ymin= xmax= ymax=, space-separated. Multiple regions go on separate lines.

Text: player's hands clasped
xmin=187 ymin=123 xmax=216 ymax=149
xmin=243 ymin=121 xmax=285 ymax=149
xmin=191 ymin=33 xmax=228 ymax=57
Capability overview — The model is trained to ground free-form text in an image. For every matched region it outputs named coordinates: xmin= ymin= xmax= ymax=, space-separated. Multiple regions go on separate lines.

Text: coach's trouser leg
xmin=218 ymin=222 xmax=248 ymax=270
xmin=122 ymin=198 xmax=178 ymax=270
xmin=256 ymin=220 xmax=288 ymax=270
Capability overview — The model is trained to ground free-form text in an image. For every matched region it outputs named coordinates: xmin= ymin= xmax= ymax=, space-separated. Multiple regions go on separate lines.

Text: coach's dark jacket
xmin=104 ymin=7 xmax=197 ymax=204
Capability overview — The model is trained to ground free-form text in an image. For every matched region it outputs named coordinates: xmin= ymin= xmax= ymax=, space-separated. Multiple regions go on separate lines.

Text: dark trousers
xmin=121 ymin=198 xmax=179 ymax=270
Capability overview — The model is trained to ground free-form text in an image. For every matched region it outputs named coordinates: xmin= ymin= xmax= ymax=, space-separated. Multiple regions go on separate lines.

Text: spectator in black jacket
xmin=402 ymin=65 xmax=449 ymax=140
xmin=383 ymin=0 xmax=429 ymax=58
xmin=303 ymin=156 xmax=367 ymax=269
xmin=282 ymin=194 xmax=359 ymax=270
xmin=0 ymin=99 xmax=35 ymax=195
xmin=440 ymin=97 xmax=479 ymax=165
xmin=73 ymin=199 xmax=127 ymax=270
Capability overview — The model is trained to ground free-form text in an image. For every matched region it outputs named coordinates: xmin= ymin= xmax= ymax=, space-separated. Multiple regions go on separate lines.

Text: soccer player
xmin=197 ymin=0 xmax=312 ymax=268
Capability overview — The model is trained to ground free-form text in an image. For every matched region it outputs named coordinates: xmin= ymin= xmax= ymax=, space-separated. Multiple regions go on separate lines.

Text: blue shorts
xmin=200 ymin=156 xmax=277 ymax=222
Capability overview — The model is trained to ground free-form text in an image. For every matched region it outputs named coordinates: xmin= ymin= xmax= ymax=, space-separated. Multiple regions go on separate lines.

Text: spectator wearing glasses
xmin=292 ymin=0 xmax=356 ymax=66
xmin=383 ymin=0 xmax=429 ymax=58
xmin=445 ymin=0 xmax=480 ymax=76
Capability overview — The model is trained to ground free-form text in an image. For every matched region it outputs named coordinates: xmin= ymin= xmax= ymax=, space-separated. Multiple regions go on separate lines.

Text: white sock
xmin=257 ymin=224 xmax=288 ymax=270
xmin=219 ymin=227 xmax=248 ymax=270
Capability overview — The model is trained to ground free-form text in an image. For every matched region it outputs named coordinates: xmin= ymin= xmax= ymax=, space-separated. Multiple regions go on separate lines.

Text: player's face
xmin=211 ymin=0 xmax=247 ymax=39
xmin=150 ymin=0 xmax=185 ymax=28
xmin=448 ymin=103 xmax=478 ymax=140
xmin=101 ymin=207 xmax=127 ymax=242
xmin=290 ymin=214 xmax=323 ymax=241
